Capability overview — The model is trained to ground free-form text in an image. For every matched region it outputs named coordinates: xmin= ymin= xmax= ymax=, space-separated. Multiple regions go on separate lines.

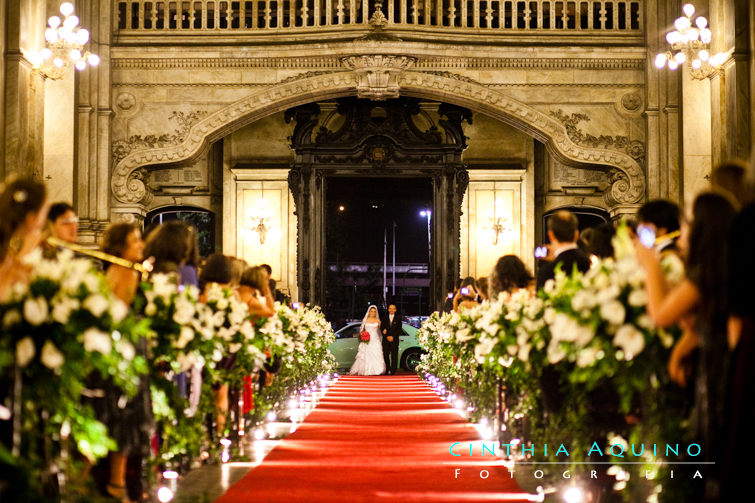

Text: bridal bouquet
xmin=359 ymin=330 xmax=370 ymax=343
xmin=0 ymin=248 xmax=148 ymax=466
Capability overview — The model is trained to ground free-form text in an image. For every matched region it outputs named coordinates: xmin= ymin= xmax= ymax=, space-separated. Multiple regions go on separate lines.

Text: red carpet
xmin=215 ymin=375 xmax=535 ymax=502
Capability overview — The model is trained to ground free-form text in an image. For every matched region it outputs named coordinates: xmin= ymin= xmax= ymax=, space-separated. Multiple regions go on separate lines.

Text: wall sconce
xmin=25 ymin=2 xmax=99 ymax=79
xmin=487 ymin=183 xmax=511 ymax=246
xmin=248 ymin=184 xmax=273 ymax=245
xmin=654 ymin=3 xmax=728 ymax=79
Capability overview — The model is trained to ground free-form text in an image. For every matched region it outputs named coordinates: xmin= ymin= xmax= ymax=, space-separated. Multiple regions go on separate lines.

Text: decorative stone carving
xmin=116 ymin=92 xmax=136 ymax=111
xmin=619 ymin=91 xmax=644 ymax=115
xmin=112 ymin=111 xmax=208 ymax=165
xmin=340 ymin=55 xmax=416 ymax=100
xmin=111 ymin=70 xmax=645 ymax=207
xmin=548 ymin=108 xmax=645 ymax=204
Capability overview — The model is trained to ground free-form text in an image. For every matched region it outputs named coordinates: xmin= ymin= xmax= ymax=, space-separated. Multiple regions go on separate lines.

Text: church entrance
xmin=324 ymin=176 xmax=433 ymax=325
xmin=286 ymin=98 xmax=472 ymax=313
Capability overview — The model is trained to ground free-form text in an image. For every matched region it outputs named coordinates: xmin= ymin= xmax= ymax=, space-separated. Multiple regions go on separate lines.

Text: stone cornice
xmin=112 ymin=56 xmax=644 ymax=71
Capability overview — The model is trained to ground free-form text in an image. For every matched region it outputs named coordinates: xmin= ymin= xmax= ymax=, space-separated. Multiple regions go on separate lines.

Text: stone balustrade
xmin=113 ymin=0 xmax=643 ymax=43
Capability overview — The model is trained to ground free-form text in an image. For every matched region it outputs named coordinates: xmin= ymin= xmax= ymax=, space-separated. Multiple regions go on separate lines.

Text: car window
xmin=337 ymin=324 xmax=360 ymax=339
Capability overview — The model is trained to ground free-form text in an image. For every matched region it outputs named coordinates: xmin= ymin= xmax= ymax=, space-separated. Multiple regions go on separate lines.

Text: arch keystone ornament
xmin=110 ymin=70 xmax=645 ymax=212
xmin=340 ymin=55 xmax=416 ymax=100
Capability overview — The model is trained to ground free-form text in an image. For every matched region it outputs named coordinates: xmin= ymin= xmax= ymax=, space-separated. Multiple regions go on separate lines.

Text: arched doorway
xmin=286 ymin=98 xmax=471 ymax=312
xmin=144 ymin=206 xmax=216 ymax=257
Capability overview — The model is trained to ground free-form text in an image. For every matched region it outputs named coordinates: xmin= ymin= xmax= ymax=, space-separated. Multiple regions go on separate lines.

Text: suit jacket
xmin=536 ymin=248 xmax=591 ymax=289
xmin=380 ymin=313 xmax=403 ymax=345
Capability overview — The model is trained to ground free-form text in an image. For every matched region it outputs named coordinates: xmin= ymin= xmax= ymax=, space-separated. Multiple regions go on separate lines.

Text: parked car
xmin=328 ymin=321 xmax=425 ymax=371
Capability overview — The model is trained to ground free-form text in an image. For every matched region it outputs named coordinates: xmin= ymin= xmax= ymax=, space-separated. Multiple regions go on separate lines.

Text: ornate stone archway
xmin=111 ymin=69 xmax=646 ymax=215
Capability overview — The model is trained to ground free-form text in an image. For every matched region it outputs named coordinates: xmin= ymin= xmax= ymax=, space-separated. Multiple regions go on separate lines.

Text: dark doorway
xmin=144 ymin=206 xmax=215 ymax=257
xmin=540 ymin=206 xmax=610 ymax=244
xmin=325 ymin=177 xmax=433 ymax=326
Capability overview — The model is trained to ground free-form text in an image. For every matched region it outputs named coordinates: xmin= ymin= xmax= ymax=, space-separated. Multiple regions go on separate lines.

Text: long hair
xmin=686 ymin=191 xmax=738 ymax=329
xmin=489 ymin=254 xmax=533 ymax=298
xmin=101 ymin=223 xmax=139 ymax=260
xmin=144 ymin=220 xmax=195 ymax=272
xmin=0 ymin=178 xmax=47 ymax=261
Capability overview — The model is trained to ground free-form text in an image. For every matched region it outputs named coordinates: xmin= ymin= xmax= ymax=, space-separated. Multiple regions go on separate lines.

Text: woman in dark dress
xmin=99 ymin=223 xmax=154 ymax=503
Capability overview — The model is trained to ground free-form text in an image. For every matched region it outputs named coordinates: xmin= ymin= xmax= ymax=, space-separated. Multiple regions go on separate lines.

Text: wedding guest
xmin=229 ymin=257 xmax=246 ymax=287
xmin=237 ymin=265 xmax=278 ymax=396
xmin=0 ymin=179 xmax=48 ymax=301
xmin=144 ymin=220 xmax=195 ymax=279
xmin=0 ymin=178 xmax=47 ymax=468
xmin=453 ymin=277 xmax=480 ymax=311
xmin=198 ymin=253 xmax=235 ymax=436
xmin=635 ymin=191 xmax=738 ymax=501
xmin=47 ymin=202 xmax=78 ymax=244
xmin=711 ymin=160 xmax=749 ymax=206
xmin=442 ymin=279 xmax=463 ymax=313
xmin=488 ymin=254 xmax=534 ymax=300
xmin=720 ymin=164 xmax=755 ymax=500
xmin=476 ymin=277 xmax=489 ymax=301
xmin=536 ymin=210 xmax=590 ymax=289
xmin=98 ymin=223 xmax=153 ymax=503
xmin=585 ymin=222 xmax=615 ymax=261
xmin=238 ymin=266 xmax=275 ymax=318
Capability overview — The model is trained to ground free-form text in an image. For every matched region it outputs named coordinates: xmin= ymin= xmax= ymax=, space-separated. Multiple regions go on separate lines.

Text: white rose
xmin=455 ymin=328 xmax=474 ymax=343
xmin=229 ymin=342 xmax=242 ymax=354
xmin=16 ymin=337 xmax=36 ymax=367
xmin=40 ymin=341 xmax=65 ymax=370
xmin=217 ymin=298 xmax=229 ymax=311
xmin=600 ymin=301 xmax=626 ymax=326
xmin=517 ymin=343 xmax=531 ymax=362
xmin=176 ymin=326 xmax=195 ymax=349
xmin=176 ymin=351 xmax=197 ymax=372
xmin=82 ymin=328 xmax=113 ymax=354
xmin=152 ymin=274 xmax=177 ymax=299
xmin=110 ymin=299 xmax=128 ymax=323
xmin=3 ymin=309 xmax=21 ymax=328
xmin=613 ymin=324 xmax=645 ymax=360
xmin=212 ymin=310 xmax=225 ymax=327
xmin=52 ymin=299 xmax=74 ymax=324
xmin=83 ymin=273 xmax=101 ymax=294
xmin=637 ymin=314 xmax=654 ymax=330
xmin=628 ymin=289 xmax=648 ymax=307
xmin=145 ymin=303 xmax=157 ymax=316
xmin=547 ymin=341 xmax=567 ymax=364
xmin=24 ymin=297 xmax=49 ymax=326
xmin=473 ymin=336 xmax=496 ymax=364
xmin=576 ymin=346 xmax=600 ymax=368
xmin=84 ymin=294 xmax=109 ymax=318
xmin=116 ymin=339 xmax=135 ymax=360
xmin=173 ymin=297 xmax=196 ymax=325
xmin=571 ymin=290 xmax=597 ymax=312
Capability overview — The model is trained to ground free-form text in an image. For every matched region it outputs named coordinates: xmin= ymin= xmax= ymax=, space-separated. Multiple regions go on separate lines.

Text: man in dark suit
xmin=381 ymin=304 xmax=402 ymax=375
xmin=536 ymin=210 xmax=591 ymax=289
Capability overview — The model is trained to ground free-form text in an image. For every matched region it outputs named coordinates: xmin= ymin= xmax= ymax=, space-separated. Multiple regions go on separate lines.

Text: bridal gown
xmin=349 ymin=321 xmax=386 ymax=375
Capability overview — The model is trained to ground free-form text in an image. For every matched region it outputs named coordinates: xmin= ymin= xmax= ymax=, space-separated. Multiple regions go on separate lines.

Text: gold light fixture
xmin=248 ymin=183 xmax=273 ymax=245
xmin=488 ymin=182 xmax=510 ymax=246
xmin=654 ymin=3 xmax=727 ymax=79
xmin=26 ymin=2 xmax=99 ymax=79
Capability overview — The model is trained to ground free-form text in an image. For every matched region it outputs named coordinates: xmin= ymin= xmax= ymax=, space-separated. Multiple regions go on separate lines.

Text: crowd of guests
xmin=0 ymin=178 xmax=287 ymax=502
xmin=442 ymin=159 xmax=753 ymax=502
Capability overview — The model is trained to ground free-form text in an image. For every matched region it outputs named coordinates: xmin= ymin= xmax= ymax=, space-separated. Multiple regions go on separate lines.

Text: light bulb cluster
xmin=654 ymin=3 xmax=726 ymax=79
xmin=29 ymin=3 xmax=99 ymax=79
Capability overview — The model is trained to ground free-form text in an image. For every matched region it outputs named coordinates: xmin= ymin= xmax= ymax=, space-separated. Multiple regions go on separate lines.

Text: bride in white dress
xmin=349 ymin=305 xmax=386 ymax=376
